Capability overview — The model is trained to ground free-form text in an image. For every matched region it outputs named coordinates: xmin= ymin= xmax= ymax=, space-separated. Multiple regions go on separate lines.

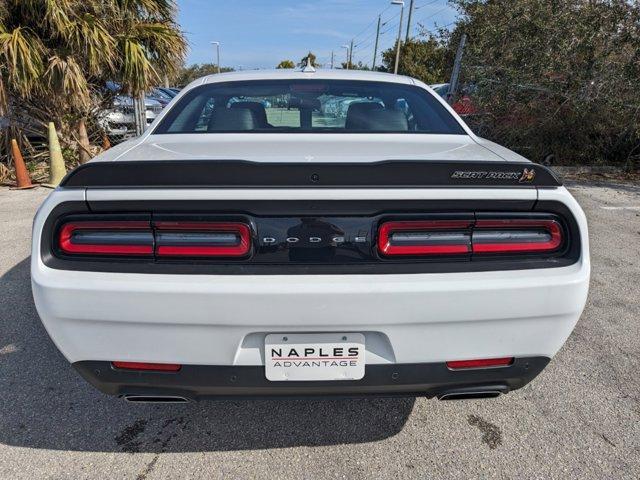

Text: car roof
xmin=197 ymin=69 xmax=416 ymax=87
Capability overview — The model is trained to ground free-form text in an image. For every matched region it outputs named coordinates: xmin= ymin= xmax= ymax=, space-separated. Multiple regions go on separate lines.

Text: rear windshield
xmin=153 ymin=80 xmax=465 ymax=134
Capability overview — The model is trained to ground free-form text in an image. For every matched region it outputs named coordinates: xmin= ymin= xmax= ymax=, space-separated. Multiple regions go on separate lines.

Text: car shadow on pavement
xmin=0 ymin=258 xmax=414 ymax=453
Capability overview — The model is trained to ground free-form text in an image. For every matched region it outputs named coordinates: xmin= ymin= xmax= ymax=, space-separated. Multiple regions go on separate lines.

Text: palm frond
xmin=129 ymin=21 xmax=186 ymax=75
xmin=0 ymin=26 xmax=45 ymax=97
xmin=67 ymin=12 xmax=117 ymax=76
xmin=119 ymin=38 xmax=159 ymax=93
xmin=113 ymin=0 xmax=176 ymax=20
xmin=113 ymin=18 xmax=186 ymax=93
xmin=13 ymin=0 xmax=73 ymax=37
xmin=44 ymin=55 xmax=91 ymax=110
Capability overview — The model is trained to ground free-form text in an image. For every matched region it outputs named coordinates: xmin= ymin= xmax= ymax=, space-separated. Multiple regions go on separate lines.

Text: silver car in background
xmin=97 ymin=95 xmax=165 ymax=139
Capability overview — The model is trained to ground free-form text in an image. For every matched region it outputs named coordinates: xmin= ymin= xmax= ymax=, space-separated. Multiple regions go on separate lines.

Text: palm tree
xmin=276 ymin=60 xmax=296 ymax=69
xmin=0 ymin=0 xmax=186 ymax=164
xmin=109 ymin=0 xmax=186 ymax=95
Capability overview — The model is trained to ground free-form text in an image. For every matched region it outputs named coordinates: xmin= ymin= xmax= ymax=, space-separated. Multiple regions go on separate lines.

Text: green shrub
xmin=451 ymin=0 xmax=640 ymax=168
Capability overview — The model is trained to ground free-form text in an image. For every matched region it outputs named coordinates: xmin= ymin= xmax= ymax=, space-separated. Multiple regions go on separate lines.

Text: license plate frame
xmin=264 ymin=333 xmax=365 ymax=381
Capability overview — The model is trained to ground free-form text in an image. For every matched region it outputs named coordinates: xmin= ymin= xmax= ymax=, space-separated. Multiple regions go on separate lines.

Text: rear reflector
xmin=58 ymin=221 xmax=153 ymax=256
xmin=154 ymin=221 xmax=251 ymax=257
xmin=472 ymin=219 xmax=562 ymax=253
xmin=378 ymin=220 xmax=473 ymax=256
xmin=112 ymin=362 xmax=181 ymax=372
xmin=446 ymin=357 xmax=514 ymax=370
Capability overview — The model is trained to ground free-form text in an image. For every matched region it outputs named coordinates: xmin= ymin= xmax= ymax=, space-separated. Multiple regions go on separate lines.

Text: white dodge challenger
xmin=31 ymin=69 xmax=590 ymax=402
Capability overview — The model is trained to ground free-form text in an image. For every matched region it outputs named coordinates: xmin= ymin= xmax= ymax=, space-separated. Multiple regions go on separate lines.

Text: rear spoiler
xmin=60 ymin=160 xmax=561 ymax=189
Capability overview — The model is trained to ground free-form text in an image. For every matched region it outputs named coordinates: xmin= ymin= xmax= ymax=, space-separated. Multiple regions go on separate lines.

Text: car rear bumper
xmin=74 ymin=357 xmax=550 ymax=400
xmin=32 ymin=261 xmax=589 ymax=366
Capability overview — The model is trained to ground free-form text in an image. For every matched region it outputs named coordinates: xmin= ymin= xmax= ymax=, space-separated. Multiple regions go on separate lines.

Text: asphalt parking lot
xmin=1 ymin=181 xmax=639 ymax=479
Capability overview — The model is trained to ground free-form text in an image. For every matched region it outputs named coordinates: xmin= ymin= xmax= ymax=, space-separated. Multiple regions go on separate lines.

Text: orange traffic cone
xmin=10 ymin=139 xmax=36 ymax=190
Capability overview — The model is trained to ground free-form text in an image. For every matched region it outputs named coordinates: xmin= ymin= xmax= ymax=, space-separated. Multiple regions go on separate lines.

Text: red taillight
xmin=58 ymin=220 xmax=252 ymax=258
xmin=378 ymin=218 xmax=563 ymax=257
xmin=472 ymin=219 xmax=562 ymax=253
xmin=446 ymin=357 xmax=514 ymax=370
xmin=378 ymin=220 xmax=473 ymax=256
xmin=112 ymin=362 xmax=181 ymax=372
xmin=58 ymin=221 xmax=153 ymax=256
xmin=154 ymin=221 xmax=251 ymax=257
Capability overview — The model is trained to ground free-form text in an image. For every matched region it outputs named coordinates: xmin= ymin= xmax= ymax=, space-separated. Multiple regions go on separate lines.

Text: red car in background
xmin=430 ymin=83 xmax=478 ymax=116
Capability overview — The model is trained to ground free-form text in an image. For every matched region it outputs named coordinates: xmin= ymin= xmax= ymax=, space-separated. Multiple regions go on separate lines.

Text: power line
xmin=379 ymin=19 xmax=401 ymax=36
xmin=354 ymin=28 xmax=378 ymax=48
xmin=352 ymin=18 xmax=378 ymax=41
xmin=414 ymin=0 xmax=441 ymax=10
xmin=352 ymin=3 xmax=394 ymax=41
xmin=334 ymin=1 xmax=457 ymax=71
xmin=353 ymin=38 xmax=375 ymax=53
xmin=381 ymin=9 xmax=402 ymax=27
xmin=414 ymin=5 xmax=451 ymax=25
xmin=434 ymin=20 xmax=456 ymax=29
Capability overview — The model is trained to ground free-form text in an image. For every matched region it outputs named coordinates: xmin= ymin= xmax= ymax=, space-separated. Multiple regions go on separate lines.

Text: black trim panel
xmin=73 ymin=357 xmax=550 ymax=400
xmin=60 ymin=160 xmax=561 ymax=189
xmin=41 ymin=200 xmax=580 ymax=274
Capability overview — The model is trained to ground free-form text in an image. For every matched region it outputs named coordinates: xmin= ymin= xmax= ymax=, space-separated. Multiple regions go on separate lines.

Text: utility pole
xmin=330 ymin=50 xmax=335 ymax=69
xmin=447 ymin=33 xmax=467 ymax=104
xmin=405 ymin=0 xmax=415 ymax=42
xmin=393 ymin=1 xmax=405 ymax=75
xmin=349 ymin=38 xmax=354 ymax=69
xmin=372 ymin=15 xmax=381 ymax=70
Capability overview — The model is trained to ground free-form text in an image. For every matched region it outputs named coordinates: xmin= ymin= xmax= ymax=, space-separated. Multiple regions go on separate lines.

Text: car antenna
xmin=301 ymin=56 xmax=316 ymax=73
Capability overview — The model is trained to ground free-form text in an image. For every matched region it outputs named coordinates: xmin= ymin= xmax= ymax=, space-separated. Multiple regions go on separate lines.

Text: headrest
xmin=208 ymin=108 xmax=256 ymax=131
xmin=346 ymin=108 xmax=409 ymax=131
xmin=347 ymin=102 xmax=383 ymax=116
xmin=230 ymin=101 xmax=268 ymax=127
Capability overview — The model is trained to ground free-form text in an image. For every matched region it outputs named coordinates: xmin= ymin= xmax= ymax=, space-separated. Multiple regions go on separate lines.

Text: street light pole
xmin=392 ymin=1 xmax=404 ymax=75
xmin=341 ymin=44 xmax=350 ymax=69
xmin=210 ymin=41 xmax=220 ymax=73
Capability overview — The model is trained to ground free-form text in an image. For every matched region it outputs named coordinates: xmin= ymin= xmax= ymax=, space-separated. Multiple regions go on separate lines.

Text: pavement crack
xmin=136 ymin=454 xmax=159 ymax=480
xmin=601 ymin=433 xmax=616 ymax=447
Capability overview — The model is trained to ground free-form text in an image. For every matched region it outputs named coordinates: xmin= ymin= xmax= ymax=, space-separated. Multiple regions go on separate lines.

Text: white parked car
xmin=96 ymin=95 xmax=164 ymax=139
xmin=32 ymin=69 xmax=589 ymax=403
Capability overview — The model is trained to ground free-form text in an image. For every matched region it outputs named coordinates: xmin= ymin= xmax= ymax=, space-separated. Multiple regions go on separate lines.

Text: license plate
xmin=265 ymin=333 xmax=365 ymax=381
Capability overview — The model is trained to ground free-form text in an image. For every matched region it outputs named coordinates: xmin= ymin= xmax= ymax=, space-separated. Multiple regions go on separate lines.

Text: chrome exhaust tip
xmin=122 ymin=395 xmax=189 ymax=404
xmin=437 ymin=386 xmax=507 ymax=400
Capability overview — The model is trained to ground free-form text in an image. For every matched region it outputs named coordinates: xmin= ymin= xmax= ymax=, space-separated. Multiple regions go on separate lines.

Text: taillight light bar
xmin=472 ymin=219 xmax=562 ymax=253
xmin=57 ymin=221 xmax=252 ymax=258
xmin=378 ymin=220 xmax=473 ymax=256
xmin=58 ymin=221 xmax=154 ymax=256
xmin=154 ymin=222 xmax=251 ymax=257
xmin=378 ymin=218 xmax=563 ymax=257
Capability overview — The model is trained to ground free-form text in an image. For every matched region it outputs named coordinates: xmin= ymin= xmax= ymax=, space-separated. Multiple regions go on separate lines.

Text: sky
xmin=177 ymin=0 xmax=458 ymax=70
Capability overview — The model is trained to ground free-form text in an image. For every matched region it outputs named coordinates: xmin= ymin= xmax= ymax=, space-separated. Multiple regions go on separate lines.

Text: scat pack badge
xmin=518 ymin=168 xmax=536 ymax=183
xmin=450 ymin=168 xmax=537 ymax=183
